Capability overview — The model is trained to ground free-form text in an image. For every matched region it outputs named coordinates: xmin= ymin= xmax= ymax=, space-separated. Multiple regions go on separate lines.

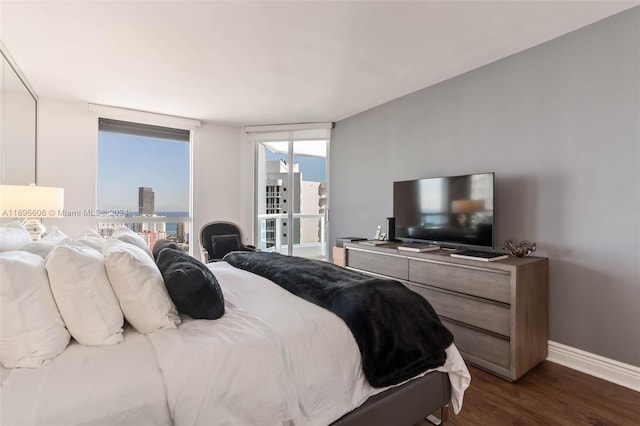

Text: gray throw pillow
xmin=211 ymin=234 xmax=241 ymax=259
xmin=155 ymin=247 xmax=225 ymax=320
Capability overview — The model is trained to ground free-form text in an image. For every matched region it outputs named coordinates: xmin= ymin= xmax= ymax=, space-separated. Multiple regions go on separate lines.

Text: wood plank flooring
xmin=417 ymin=361 xmax=639 ymax=426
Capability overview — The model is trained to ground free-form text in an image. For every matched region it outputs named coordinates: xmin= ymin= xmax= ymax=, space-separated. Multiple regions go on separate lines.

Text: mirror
xmin=1 ymin=48 xmax=37 ymax=185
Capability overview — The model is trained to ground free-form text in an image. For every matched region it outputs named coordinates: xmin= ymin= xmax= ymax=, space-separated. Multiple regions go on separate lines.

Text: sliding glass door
xmin=255 ymin=139 xmax=328 ymax=259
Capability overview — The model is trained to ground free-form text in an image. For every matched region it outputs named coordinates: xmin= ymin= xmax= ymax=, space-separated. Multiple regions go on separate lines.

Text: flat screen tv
xmin=393 ymin=172 xmax=495 ymax=249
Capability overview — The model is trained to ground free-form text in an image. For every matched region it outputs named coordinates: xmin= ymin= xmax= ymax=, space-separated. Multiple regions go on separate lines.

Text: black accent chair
xmin=200 ymin=221 xmax=256 ymax=262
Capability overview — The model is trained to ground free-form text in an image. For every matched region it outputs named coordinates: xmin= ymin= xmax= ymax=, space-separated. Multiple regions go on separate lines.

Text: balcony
xmin=257 ymin=213 xmax=326 ymax=259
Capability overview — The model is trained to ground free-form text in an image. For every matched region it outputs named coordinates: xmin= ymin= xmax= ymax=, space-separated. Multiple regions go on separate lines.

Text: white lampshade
xmin=0 ymin=185 xmax=65 ymax=218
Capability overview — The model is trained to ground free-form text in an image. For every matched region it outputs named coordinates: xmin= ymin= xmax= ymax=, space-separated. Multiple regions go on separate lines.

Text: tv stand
xmin=343 ymin=242 xmax=548 ymax=381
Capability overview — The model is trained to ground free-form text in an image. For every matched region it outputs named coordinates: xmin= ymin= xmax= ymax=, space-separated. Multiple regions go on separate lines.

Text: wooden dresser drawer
xmin=408 ymin=258 xmax=511 ymax=303
xmin=442 ymin=319 xmax=511 ymax=372
xmin=332 ymin=246 xmax=345 ymax=267
xmin=343 ymin=244 xmax=547 ymax=381
xmin=347 ymin=248 xmax=408 ymax=280
xmin=407 ymin=282 xmax=510 ymax=337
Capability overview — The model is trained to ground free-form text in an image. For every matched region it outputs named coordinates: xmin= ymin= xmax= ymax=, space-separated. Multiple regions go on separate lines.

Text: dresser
xmin=343 ymin=242 xmax=548 ymax=381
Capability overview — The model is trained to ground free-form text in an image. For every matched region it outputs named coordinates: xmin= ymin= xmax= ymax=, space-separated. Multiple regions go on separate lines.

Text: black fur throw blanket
xmin=224 ymin=251 xmax=453 ymax=387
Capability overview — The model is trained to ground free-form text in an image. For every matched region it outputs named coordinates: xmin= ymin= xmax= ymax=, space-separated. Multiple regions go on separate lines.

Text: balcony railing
xmin=257 ymin=213 xmax=326 ymax=259
xmin=96 ymin=215 xmax=191 ymax=252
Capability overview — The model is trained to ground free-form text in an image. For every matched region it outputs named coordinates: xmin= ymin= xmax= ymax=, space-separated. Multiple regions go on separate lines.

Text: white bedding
xmin=0 ymin=327 xmax=171 ymax=426
xmin=146 ymin=303 xmax=300 ymax=425
xmin=0 ymin=260 xmax=470 ymax=426
xmin=209 ymin=261 xmax=470 ymax=423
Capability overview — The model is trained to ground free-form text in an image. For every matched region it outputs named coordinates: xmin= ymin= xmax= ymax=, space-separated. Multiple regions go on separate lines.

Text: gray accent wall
xmin=330 ymin=8 xmax=639 ymax=367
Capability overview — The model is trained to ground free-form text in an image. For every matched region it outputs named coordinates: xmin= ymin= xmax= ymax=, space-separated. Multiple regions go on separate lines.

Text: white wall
xmin=37 ymin=99 xmax=97 ymax=235
xmin=37 ymin=98 xmax=249 ymax=261
xmin=194 ymin=122 xmax=254 ymax=257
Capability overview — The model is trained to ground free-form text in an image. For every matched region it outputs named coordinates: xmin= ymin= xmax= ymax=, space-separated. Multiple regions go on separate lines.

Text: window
xmin=248 ymin=124 xmax=331 ymax=259
xmin=97 ymin=118 xmax=191 ymax=252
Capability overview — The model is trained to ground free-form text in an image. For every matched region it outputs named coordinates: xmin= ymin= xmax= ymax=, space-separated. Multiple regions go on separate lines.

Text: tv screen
xmin=393 ymin=173 xmax=495 ymax=249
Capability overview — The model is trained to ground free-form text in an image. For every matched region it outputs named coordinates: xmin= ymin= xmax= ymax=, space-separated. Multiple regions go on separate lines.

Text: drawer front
xmin=409 ymin=259 xmax=511 ymax=303
xmin=442 ymin=319 xmax=510 ymax=371
xmin=347 ymin=249 xmax=408 ymax=280
xmin=407 ymin=283 xmax=510 ymax=337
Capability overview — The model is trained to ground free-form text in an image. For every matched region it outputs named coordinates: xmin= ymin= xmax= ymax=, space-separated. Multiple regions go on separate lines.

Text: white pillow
xmin=42 ymin=226 xmax=69 ymax=243
xmin=21 ymin=227 xmax=72 ymax=259
xmin=102 ymin=238 xmax=180 ymax=333
xmin=0 ymin=251 xmax=70 ymax=368
xmin=46 ymin=244 xmax=124 ymax=346
xmin=0 ymin=221 xmax=31 ymax=252
xmin=112 ymin=226 xmax=153 ymax=258
xmin=77 ymin=228 xmax=106 ymax=251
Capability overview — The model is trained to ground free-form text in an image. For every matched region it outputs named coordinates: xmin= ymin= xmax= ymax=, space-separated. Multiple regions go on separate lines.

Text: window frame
xmin=252 ymin=134 xmax=331 ymax=258
xmin=91 ymin=104 xmax=200 ymax=254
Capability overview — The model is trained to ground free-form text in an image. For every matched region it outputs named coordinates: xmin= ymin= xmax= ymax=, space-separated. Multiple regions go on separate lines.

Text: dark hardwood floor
xmin=418 ymin=361 xmax=639 ymax=426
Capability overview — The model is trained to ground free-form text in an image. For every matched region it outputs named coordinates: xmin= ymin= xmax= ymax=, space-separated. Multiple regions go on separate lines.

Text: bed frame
xmin=331 ymin=371 xmax=451 ymax=426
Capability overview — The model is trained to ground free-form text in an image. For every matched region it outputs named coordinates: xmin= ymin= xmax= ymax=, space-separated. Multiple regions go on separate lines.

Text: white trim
xmin=189 ymin=123 xmax=196 ymax=258
xmin=0 ymin=41 xmax=38 ymax=100
xmin=547 ymin=341 xmax=640 ymax=392
xmin=88 ymin=103 xmax=201 ymax=130
xmin=244 ymin=122 xmax=333 ymax=133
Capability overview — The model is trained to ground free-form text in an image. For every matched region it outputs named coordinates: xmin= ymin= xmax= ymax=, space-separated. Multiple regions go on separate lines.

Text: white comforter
xmin=0 ymin=261 xmax=470 ymax=426
xmin=147 ymin=304 xmax=300 ymax=425
xmin=1 ymin=328 xmax=172 ymax=426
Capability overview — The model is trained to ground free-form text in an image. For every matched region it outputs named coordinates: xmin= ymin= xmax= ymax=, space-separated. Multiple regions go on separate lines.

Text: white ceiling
xmin=1 ymin=1 xmax=637 ymax=126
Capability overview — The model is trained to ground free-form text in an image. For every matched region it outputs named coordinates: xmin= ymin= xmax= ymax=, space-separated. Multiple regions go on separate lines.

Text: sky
xmin=97 ymin=132 xmax=189 ymax=212
xmin=97 ymin=134 xmax=326 ymax=213
xmin=265 ymin=149 xmax=326 ymax=182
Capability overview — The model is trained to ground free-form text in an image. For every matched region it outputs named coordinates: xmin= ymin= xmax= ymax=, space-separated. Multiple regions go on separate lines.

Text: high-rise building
xmin=134 ymin=187 xmax=166 ymax=233
xmin=262 ymin=159 xmax=327 ymax=252
xmin=264 ymin=160 xmax=301 ymax=248
xmin=138 ymin=187 xmax=154 ymax=215
xmin=140 ymin=230 xmax=166 ymax=250
xmin=177 ymin=222 xmax=185 ymax=243
xmin=300 ymin=181 xmax=323 ymax=243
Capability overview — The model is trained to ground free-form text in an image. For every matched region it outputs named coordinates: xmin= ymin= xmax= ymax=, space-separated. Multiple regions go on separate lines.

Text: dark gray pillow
xmin=152 ymin=239 xmax=181 ymax=260
xmin=155 ymin=247 xmax=224 ymax=320
xmin=211 ymin=234 xmax=241 ymax=259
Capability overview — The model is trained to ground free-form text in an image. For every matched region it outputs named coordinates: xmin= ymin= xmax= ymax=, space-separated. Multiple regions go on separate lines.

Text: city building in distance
xmin=263 ymin=159 xmax=326 ymax=251
xmin=139 ymin=187 xmax=154 ymax=215
xmin=98 ymin=186 xmax=189 ymax=251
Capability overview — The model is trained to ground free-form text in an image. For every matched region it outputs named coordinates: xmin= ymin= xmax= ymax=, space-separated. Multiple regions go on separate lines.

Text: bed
xmin=0 ymin=233 xmax=470 ymax=426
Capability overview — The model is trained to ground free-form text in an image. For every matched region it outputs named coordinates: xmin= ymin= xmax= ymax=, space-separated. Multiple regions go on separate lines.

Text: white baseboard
xmin=547 ymin=341 xmax=640 ymax=392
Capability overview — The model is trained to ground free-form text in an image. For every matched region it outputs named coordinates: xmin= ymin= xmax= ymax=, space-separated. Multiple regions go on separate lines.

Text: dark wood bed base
xmin=331 ymin=371 xmax=451 ymax=426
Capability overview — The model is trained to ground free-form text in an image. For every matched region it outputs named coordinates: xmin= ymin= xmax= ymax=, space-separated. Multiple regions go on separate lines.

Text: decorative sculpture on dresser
xmin=503 ymin=240 xmax=536 ymax=257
